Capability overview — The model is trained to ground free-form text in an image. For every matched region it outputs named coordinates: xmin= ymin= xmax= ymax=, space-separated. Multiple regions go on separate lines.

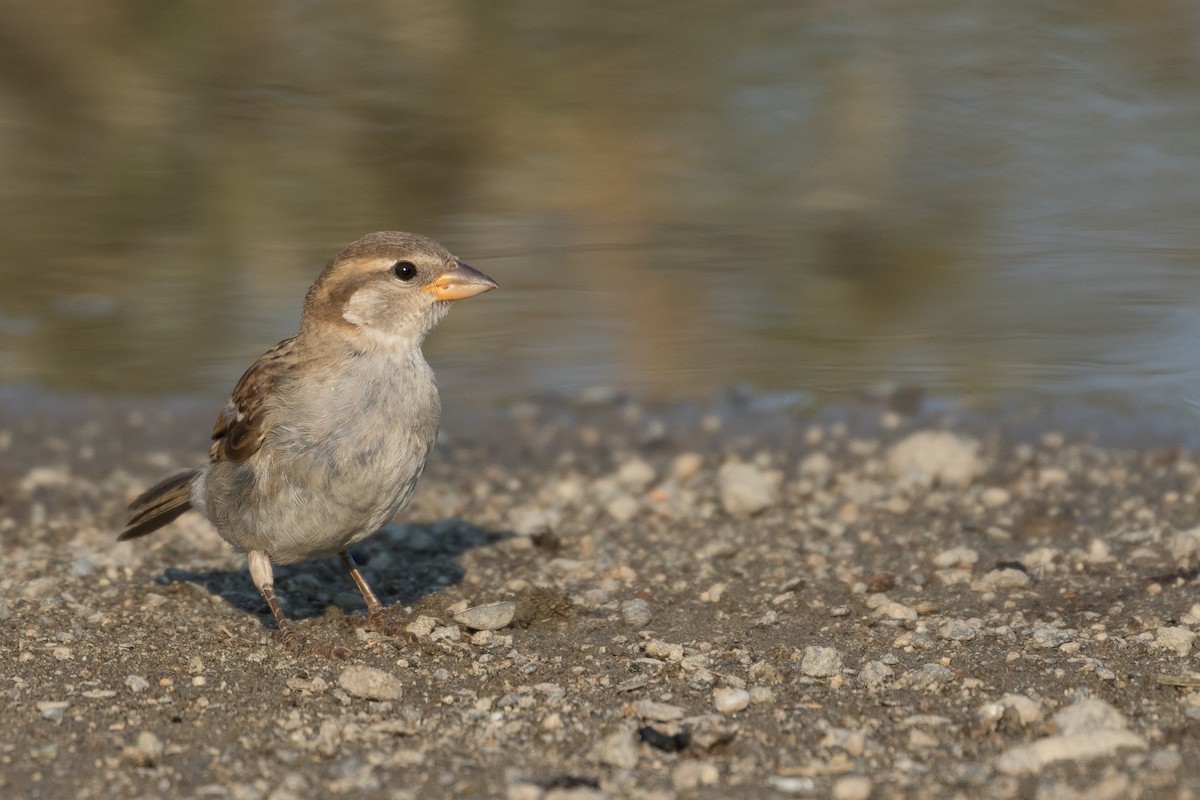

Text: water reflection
xmin=0 ymin=3 xmax=1198 ymax=408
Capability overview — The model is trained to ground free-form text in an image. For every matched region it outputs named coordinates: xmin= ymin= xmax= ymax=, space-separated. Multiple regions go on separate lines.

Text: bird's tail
xmin=120 ymin=469 xmax=200 ymax=541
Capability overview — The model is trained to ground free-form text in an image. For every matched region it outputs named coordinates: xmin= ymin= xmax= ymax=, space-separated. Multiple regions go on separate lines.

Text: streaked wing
xmin=210 ymin=336 xmax=299 ymax=463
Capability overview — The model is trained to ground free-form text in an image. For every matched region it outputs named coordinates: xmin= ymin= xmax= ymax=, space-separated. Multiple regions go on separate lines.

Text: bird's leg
xmin=339 ymin=550 xmax=405 ymax=636
xmin=248 ymin=550 xmax=348 ymax=659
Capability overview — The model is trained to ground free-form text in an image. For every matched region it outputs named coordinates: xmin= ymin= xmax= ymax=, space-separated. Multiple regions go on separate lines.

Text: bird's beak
xmin=426 ymin=261 xmax=498 ymax=301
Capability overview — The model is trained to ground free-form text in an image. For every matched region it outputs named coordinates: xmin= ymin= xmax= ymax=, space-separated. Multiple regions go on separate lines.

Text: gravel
xmin=3 ymin=391 xmax=1200 ymax=797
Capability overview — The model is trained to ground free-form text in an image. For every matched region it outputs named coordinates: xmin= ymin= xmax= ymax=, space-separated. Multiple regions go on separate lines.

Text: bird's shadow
xmin=158 ymin=518 xmax=510 ymax=624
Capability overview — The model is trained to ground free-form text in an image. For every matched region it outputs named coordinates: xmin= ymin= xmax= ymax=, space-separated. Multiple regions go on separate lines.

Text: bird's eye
xmin=392 ymin=261 xmax=417 ymax=281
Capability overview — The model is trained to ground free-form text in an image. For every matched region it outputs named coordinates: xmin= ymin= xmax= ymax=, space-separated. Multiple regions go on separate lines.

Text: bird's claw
xmin=275 ymin=627 xmax=350 ymax=660
xmin=347 ymin=609 xmax=415 ymax=642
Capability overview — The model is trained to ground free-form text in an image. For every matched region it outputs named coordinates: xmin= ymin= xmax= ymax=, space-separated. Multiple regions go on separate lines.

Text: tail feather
xmin=120 ymin=469 xmax=200 ymax=541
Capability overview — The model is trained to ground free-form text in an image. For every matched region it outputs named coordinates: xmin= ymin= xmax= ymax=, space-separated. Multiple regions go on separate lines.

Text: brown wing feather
xmin=210 ymin=336 xmax=299 ymax=463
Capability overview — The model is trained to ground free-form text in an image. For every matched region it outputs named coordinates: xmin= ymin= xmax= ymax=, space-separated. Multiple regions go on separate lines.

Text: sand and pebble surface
xmin=2 ymin=388 xmax=1200 ymax=799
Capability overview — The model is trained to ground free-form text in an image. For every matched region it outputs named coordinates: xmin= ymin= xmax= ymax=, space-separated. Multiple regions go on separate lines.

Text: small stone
xmin=865 ymin=571 xmax=895 ymax=593
xmin=1037 ymin=467 xmax=1069 ymax=488
xmin=768 ymin=776 xmax=816 ymax=795
xmin=866 ymin=594 xmax=919 ymax=621
xmin=37 ymin=701 xmax=69 ymax=721
xmin=1149 ymin=748 xmax=1183 ymax=774
xmin=798 ymin=451 xmax=833 ymax=479
xmin=1168 ymin=527 xmax=1200 ymax=561
xmin=18 ymin=577 xmax=57 ymax=599
xmin=672 ymin=452 xmax=704 ymax=480
xmin=712 ymin=688 xmax=750 ymax=714
xmin=900 ymin=663 xmax=955 ymax=689
xmin=1086 ymin=539 xmax=1113 ymax=564
xmin=887 ymin=431 xmax=983 ymax=487
xmin=644 ymin=640 xmax=684 ymax=661
xmin=453 ymin=601 xmax=516 ymax=631
xmin=680 ymin=714 xmax=739 ymax=752
xmin=588 ymin=729 xmax=638 ymax=769
xmin=605 ymin=493 xmax=640 ymax=523
xmin=1029 ymin=627 xmax=1073 ymax=648
xmin=717 ymin=461 xmax=780 ymax=517
xmin=507 ymin=784 xmax=542 ymax=800
xmin=405 ymin=615 xmax=438 ymax=638
xmin=980 ymin=487 xmax=1011 ymax=508
xmin=135 ymin=731 xmax=163 ymax=760
xmin=507 ymin=505 xmax=559 ymax=537
xmin=429 ymin=624 xmax=463 ymax=644
xmin=337 ymin=665 xmax=404 ymax=701
xmin=616 ymin=458 xmax=657 ymax=491
xmin=858 ymin=660 xmax=895 ymax=689
xmin=632 ymin=700 xmax=686 ymax=722
xmin=933 ymin=546 xmax=979 ymax=570
xmin=620 ymin=598 xmax=653 ymax=628
xmin=975 ymin=568 xmax=1031 ymax=590
xmin=939 ymin=618 xmax=979 ymax=641
xmin=748 ymin=687 xmax=775 ymax=705
xmin=122 ymin=731 xmax=164 ymax=768
xmin=832 ymin=775 xmax=873 ymax=800
xmin=1155 ymin=625 xmax=1196 ymax=657
xmin=1054 ymin=698 xmax=1128 ymax=736
xmin=672 ymin=761 xmax=719 ymax=791
xmin=908 ymin=728 xmax=939 ymax=750
xmin=800 ymin=645 xmax=843 ymax=678
xmin=999 ymin=694 xmax=1044 ymax=726
xmin=125 ymin=675 xmax=150 ymax=693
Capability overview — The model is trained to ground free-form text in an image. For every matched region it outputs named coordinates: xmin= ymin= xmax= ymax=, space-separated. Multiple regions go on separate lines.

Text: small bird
xmin=120 ymin=231 xmax=497 ymax=657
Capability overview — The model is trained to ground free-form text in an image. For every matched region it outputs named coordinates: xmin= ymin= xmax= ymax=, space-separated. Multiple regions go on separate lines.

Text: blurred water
xmin=1 ymin=3 xmax=1199 ymax=412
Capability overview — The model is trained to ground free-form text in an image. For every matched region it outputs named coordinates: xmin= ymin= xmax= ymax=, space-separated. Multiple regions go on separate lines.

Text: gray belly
xmin=202 ymin=430 xmax=432 ymax=564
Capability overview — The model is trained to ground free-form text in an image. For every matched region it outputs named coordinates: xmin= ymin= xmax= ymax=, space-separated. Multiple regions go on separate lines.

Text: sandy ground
xmin=2 ymin=389 xmax=1200 ymax=799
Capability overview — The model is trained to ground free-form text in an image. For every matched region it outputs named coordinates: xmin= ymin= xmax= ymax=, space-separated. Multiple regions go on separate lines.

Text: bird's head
xmin=301 ymin=231 xmax=497 ymax=347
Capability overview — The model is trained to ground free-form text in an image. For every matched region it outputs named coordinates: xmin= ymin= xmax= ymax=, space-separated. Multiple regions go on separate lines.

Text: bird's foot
xmin=348 ymin=608 xmax=414 ymax=642
xmin=275 ymin=626 xmax=350 ymax=660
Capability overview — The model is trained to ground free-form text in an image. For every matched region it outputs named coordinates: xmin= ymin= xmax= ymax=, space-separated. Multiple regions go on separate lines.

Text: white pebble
xmin=832 ymin=776 xmax=873 ymax=800
xmin=717 ymin=462 xmax=780 ymax=517
xmin=712 ymin=688 xmax=750 ymax=714
xmin=452 ymin=601 xmax=516 ymax=631
xmin=932 ymin=546 xmax=979 ymax=570
xmin=672 ymin=452 xmax=704 ymax=480
xmin=588 ymin=729 xmax=638 ymax=769
xmin=605 ymin=493 xmax=640 ymax=523
xmin=672 ymin=761 xmax=719 ymax=791
xmin=337 ymin=665 xmax=404 ymax=701
xmin=980 ymin=487 xmax=1011 ymax=508
xmin=1155 ymin=626 xmax=1196 ymax=657
xmin=616 ymin=458 xmax=657 ymax=490
xmin=974 ymin=568 xmax=1030 ymax=590
xmin=405 ymin=615 xmax=438 ymax=638
xmin=37 ymin=701 xmax=69 ymax=721
xmin=886 ymin=431 xmax=983 ymax=487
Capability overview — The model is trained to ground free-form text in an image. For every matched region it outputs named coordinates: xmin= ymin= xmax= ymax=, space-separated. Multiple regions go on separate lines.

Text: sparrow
xmin=120 ymin=231 xmax=497 ymax=658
